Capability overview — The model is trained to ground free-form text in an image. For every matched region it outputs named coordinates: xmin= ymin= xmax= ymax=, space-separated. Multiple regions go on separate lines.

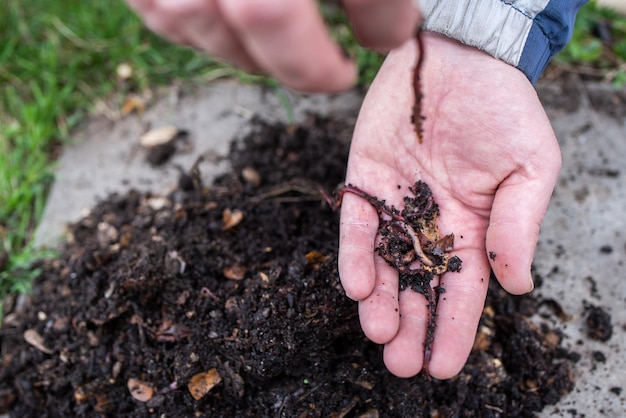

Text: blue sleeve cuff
xmin=518 ymin=0 xmax=587 ymax=84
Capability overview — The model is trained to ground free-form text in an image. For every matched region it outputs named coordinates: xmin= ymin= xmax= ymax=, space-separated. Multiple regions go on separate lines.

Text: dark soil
xmin=584 ymin=302 xmax=613 ymax=342
xmin=1 ymin=115 xmax=578 ymax=417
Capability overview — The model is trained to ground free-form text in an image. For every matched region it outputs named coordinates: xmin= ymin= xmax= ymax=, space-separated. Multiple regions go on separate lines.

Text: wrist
xmin=419 ymin=0 xmax=587 ymax=84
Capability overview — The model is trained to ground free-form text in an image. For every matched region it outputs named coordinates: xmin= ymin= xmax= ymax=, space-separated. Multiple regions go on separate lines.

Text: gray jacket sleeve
xmin=421 ymin=0 xmax=588 ymax=84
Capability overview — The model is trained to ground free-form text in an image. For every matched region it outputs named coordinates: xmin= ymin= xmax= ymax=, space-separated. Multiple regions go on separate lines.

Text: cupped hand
xmin=338 ymin=32 xmax=561 ymax=379
xmin=125 ymin=0 xmax=420 ymax=92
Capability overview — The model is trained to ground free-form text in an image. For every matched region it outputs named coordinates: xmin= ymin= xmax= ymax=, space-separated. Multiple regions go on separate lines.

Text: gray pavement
xmin=534 ymin=84 xmax=626 ymax=416
xmin=35 ymin=80 xmax=626 ymax=415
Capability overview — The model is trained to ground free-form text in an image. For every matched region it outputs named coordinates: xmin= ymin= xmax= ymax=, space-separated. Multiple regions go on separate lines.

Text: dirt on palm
xmin=1 ymin=115 xmax=578 ymax=417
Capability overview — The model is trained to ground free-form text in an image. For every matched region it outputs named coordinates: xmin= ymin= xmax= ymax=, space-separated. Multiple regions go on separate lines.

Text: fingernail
xmin=527 ymin=274 xmax=535 ymax=292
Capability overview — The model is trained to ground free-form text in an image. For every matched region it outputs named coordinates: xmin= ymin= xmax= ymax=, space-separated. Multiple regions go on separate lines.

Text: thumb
xmin=485 ymin=154 xmax=561 ymax=294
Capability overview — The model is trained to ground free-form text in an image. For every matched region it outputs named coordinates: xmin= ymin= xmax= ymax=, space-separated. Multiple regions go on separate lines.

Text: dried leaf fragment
xmin=222 ymin=208 xmax=244 ymax=230
xmin=472 ymin=325 xmax=493 ymax=351
xmin=544 ymin=330 xmax=562 ymax=348
xmin=241 ymin=166 xmax=261 ymax=187
xmin=74 ymin=386 xmax=90 ymax=404
xmin=188 ymin=368 xmax=222 ymax=400
xmin=97 ymin=222 xmax=119 ymax=247
xmin=127 ymin=378 xmax=154 ymax=402
xmin=23 ymin=329 xmax=53 ymax=354
xmin=120 ymin=94 xmax=147 ymax=115
xmin=147 ymin=196 xmax=170 ymax=211
xmin=305 ymin=251 xmax=329 ymax=266
xmin=223 ymin=265 xmax=247 ymax=280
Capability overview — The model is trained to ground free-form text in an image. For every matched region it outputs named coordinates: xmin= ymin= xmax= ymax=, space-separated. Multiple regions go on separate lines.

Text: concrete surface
xmin=535 ymin=84 xmax=626 ymax=416
xmin=35 ymin=80 xmax=625 ymax=416
xmin=34 ymin=81 xmax=362 ymax=248
xmin=598 ymin=0 xmax=626 ymax=14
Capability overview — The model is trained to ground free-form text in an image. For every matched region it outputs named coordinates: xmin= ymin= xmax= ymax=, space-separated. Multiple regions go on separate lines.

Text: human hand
xmin=125 ymin=0 xmax=420 ymax=92
xmin=338 ymin=32 xmax=561 ymax=379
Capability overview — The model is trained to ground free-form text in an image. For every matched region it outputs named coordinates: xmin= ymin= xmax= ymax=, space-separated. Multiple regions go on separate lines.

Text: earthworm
xmin=391 ymin=220 xmax=434 ymax=267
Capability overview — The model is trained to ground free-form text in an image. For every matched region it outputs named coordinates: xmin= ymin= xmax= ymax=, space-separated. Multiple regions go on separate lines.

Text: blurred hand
xmin=338 ymin=32 xmax=561 ymax=379
xmin=125 ymin=0 xmax=421 ymax=92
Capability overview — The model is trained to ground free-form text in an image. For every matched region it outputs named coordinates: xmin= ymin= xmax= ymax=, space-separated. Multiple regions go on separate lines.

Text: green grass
xmin=556 ymin=0 xmax=626 ymax=85
xmin=0 ymin=0 xmax=625 ymax=309
xmin=0 ymin=0 xmax=226 ymax=302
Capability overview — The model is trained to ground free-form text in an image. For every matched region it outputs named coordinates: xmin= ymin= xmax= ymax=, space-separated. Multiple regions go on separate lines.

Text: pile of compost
xmin=0 ymin=116 xmax=577 ymax=417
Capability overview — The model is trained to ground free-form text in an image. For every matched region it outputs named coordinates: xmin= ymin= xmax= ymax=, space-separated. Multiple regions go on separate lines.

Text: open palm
xmin=338 ymin=33 xmax=561 ymax=379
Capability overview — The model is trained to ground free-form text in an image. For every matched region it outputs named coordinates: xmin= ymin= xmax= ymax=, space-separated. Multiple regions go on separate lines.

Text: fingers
xmin=218 ymin=0 xmax=356 ymax=92
xmin=383 ymin=289 xmax=429 ymax=377
xmin=341 ymin=188 xmax=491 ymax=379
xmin=343 ymin=0 xmax=422 ymax=52
xmin=127 ymin=0 xmax=420 ymax=92
xmin=126 ymin=0 xmax=357 ymax=92
xmin=427 ymin=245 xmax=491 ymax=378
xmin=338 ymin=192 xmax=379 ymax=301
xmin=168 ymin=0 xmax=263 ymax=71
xmin=126 ymin=0 xmax=258 ymax=70
xmin=486 ymin=147 xmax=561 ymax=295
xmin=339 ymin=189 xmax=403 ymax=343
xmin=126 ymin=0 xmax=189 ymax=44
xmin=357 ymin=256 xmax=401 ymax=344
xmin=383 ymin=234 xmax=491 ymax=379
